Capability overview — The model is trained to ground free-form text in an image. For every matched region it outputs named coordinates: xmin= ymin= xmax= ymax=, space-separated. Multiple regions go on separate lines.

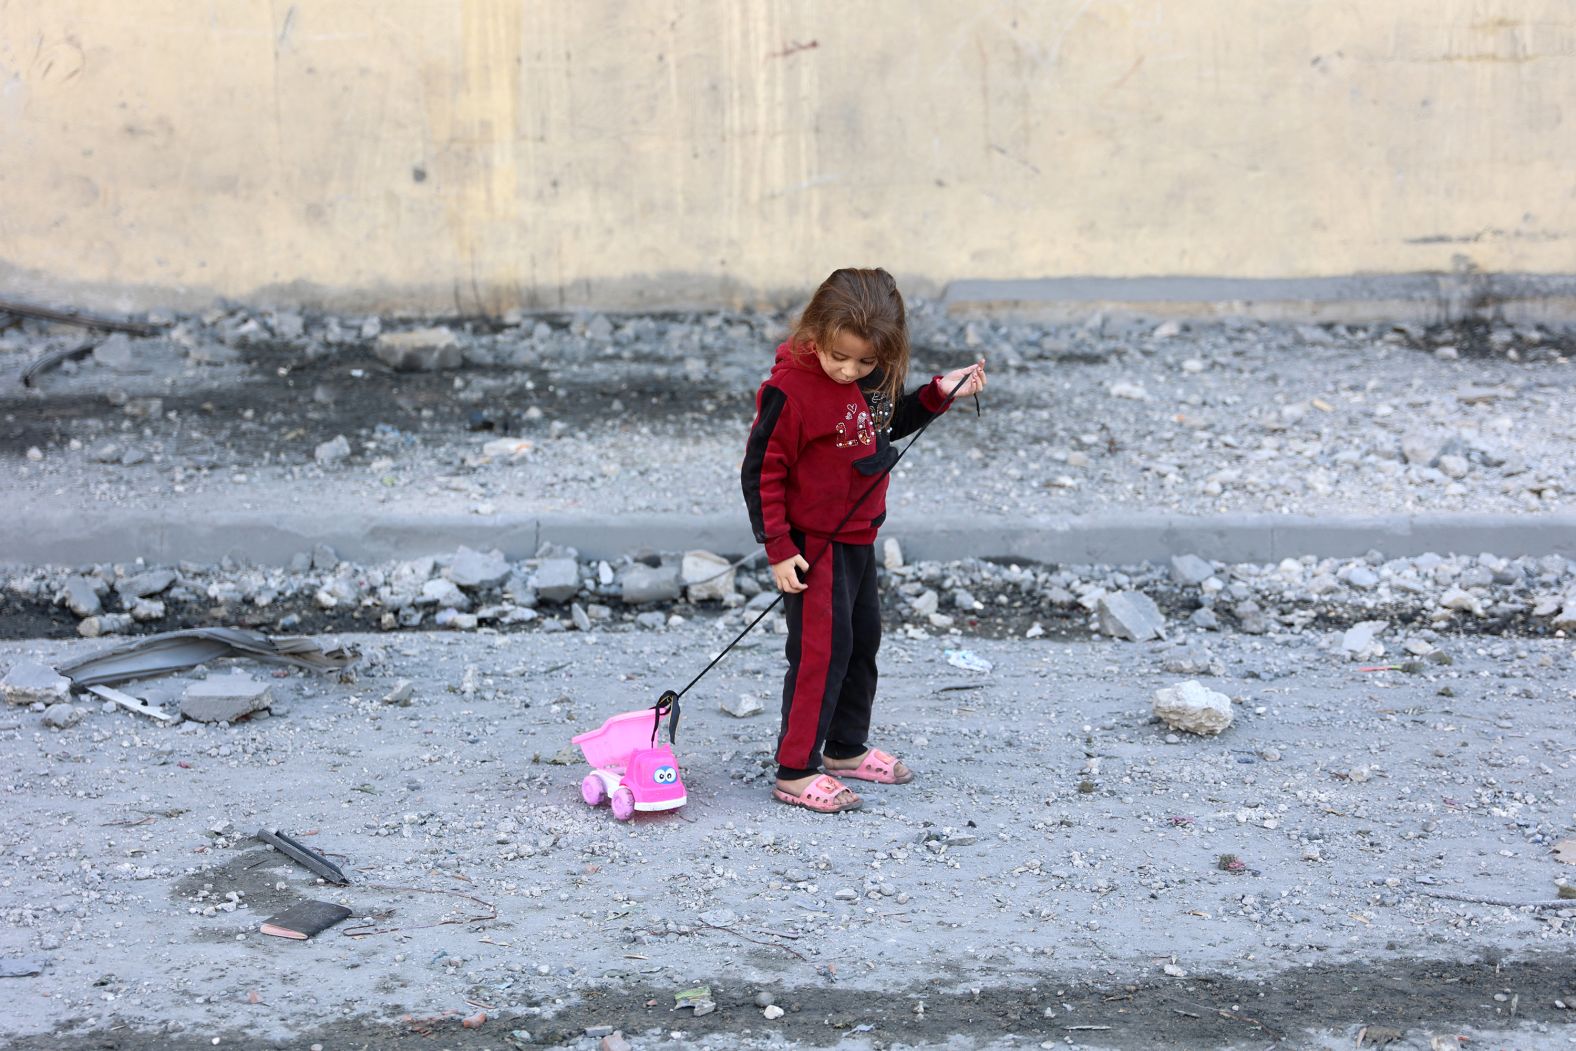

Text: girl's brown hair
xmin=790 ymin=267 xmax=909 ymax=406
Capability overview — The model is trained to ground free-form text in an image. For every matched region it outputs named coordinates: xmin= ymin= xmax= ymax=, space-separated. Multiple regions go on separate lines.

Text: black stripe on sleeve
xmin=741 ymin=385 xmax=789 ymax=543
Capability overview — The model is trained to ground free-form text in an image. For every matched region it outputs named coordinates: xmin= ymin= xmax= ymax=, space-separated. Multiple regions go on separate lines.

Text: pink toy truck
xmin=573 ymin=706 xmax=687 ymax=820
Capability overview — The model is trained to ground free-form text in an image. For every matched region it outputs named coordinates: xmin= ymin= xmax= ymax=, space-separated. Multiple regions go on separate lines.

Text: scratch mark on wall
xmin=277 ymin=5 xmax=296 ymax=50
xmin=769 ymin=39 xmax=817 ymax=60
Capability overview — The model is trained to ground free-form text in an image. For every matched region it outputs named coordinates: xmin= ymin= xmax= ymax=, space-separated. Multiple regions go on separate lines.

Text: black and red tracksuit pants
xmin=776 ymin=530 xmax=881 ymax=781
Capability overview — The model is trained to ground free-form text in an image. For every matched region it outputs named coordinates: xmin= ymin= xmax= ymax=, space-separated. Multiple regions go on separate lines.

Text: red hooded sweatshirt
xmin=741 ymin=341 xmax=951 ymax=565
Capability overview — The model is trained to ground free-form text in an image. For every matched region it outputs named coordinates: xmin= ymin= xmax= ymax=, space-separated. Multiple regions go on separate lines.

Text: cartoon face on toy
xmin=624 ymin=745 xmax=687 ymax=807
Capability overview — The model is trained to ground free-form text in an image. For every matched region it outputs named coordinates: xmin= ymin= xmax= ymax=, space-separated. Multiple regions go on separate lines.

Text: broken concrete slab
xmin=2 ymin=660 xmax=72 ymax=706
xmin=447 ymin=546 xmax=510 ymax=588
xmin=533 ymin=558 xmax=581 ymax=604
xmin=1097 ymin=591 xmax=1166 ymax=641
xmin=1152 ymin=680 xmax=1233 ymax=735
xmin=374 ymin=327 xmax=463 ymax=371
xmin=420 ymin=578 xmax=470 ymax=610
xmin=181 ymin=672 xmax=273 ymax=723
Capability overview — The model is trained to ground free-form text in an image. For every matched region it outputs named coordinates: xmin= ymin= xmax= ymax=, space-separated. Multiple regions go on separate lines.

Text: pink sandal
xmin=772 ymin=774 xmax=863 ymax=813
xmin=829 ymin=748 xmax=913 ymax=785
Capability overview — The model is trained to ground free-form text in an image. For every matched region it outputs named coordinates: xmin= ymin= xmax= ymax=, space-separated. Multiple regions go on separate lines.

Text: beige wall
xmin=1 ymin=1 xmax=1573 ymax=313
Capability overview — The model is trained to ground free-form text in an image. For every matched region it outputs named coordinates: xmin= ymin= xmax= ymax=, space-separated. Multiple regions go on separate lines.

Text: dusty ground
xmin=1 ymin=310 xmax=1571 ymax=530
xmin=1 ymin=625 xmax=1573 ymax=1050
xmin=1 ymin=309 xmax=1573 ymax=1050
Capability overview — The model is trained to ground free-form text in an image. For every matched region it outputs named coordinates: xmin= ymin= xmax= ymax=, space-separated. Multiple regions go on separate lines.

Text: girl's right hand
xmin=771 ymin=555 xmax=809 ymax=593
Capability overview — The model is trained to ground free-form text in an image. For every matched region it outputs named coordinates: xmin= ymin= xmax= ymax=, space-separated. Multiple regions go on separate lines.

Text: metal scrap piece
xmin=20 ymin=338 xmax=101 ymax=387
xmin=256 ymin=828 xmax=349 ymax=885
xmin=86 ymin=684 xmax=176 ymax=722
xmin=56 ymin=627 xmax=359 ymax=689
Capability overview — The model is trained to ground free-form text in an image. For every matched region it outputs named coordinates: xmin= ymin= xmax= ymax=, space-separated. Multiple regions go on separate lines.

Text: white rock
xmin=1097 ymin=591 xmax=1166 ymax=641
xmin=882 ymin=538 xmax=904 ymax=570
xmin=314 ymin=434 xmax=351 ymax=465
xmin=682 ymin=550 xmax=734 ymax=602
xmin=1152 ymin=680 xmax=1233 ymax=736
xmin=1109 ymin=381 xmax=1150 ymax=401
xmin=1439 ymin=586 xmax=1484 ymax=616
xmin=720 ymin=694 xmax=764 ymax=718
xmin=1341 ymin=620 xmax=1388 ymax=658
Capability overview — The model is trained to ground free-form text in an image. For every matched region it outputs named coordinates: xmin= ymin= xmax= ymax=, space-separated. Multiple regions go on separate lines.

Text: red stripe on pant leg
xmin=776 ymin=543 xmax=837 ymax=769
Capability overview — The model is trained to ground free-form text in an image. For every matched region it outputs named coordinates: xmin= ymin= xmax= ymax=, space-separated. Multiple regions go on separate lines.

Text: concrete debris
xmin=314 ymin=434 xmax=351 ymax=465
xmin=117 ymin=569 xmax=177 ymax=601
xmin=883 ymin=538 xmax=904 ymax=570
xmin=720 ymin=694 xmax=764 ymax=718
xmin=41 ymin=702 xmax=84 ymax=729
xmin=78 ymin=613 xmax=133 ymax=637
xmin=447 ymin=546 xmax=511 ymax=588
xmin=420 ymin=578 xmax=470 ymax=610
xmin=381 ymin=679 xmax=415 ymax=706
xmin=1170 ymin=554 xmax=1214 ymax=586
xmin=533 ymin=558 xmax=581 ymax=604
xmin=60 ymin=576 xmax=103 ymax=618
xmin=1098 ymin=590 xmax=1166 ymax=641
xmin=3 ymin=660 xmax=76 ymax=707
xmin=1152 ymin=680 xmax=1234 ymax=735
xmin=374 ymin=327 xmax=464 ymax=371
xmin=180 ymin=672 xmax=272 ymax=723
xmin=1342 ymin=620 xmax=1389 ymax=658
xmin=682 ymin=550 xmax=734 ymax=602
xmin=619 ymin=563 xmax=683 ymax=604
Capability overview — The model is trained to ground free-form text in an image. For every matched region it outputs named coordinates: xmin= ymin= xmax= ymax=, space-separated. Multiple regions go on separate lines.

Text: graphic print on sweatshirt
xmin=833 ymin=403 xmax=876 ymax=449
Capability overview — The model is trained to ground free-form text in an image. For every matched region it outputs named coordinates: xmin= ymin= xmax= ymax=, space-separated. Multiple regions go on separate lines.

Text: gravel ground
xmin=1 ymin=306 xmax=1570 ymax=528
xmin=1 ymin=625 xmax=1573 ymax=1050
xmin=1 ymin=304 xmax=1574 ymax=1050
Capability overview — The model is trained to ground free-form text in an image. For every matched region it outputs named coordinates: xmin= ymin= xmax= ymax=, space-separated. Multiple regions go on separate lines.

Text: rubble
xmin=533 ymin=558 xmax=582 ymax=604
xmin=1098 ymin=590 xmax=1166 ymax=641
xmin=1 ymin=659 xmax=72 ymax=706
xmin=373 ymin=327 xmax=464 ymax=371
xmin=682 ymin=550 xmax=735 ymax=602
xmin=1152 ymin=679 xmax=1234 ymax=735
xmin=180 ymin=672 xmax=273 ymax=722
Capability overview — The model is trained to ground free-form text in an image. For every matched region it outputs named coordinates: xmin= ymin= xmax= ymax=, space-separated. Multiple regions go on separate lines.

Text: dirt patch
xmin=8 ymin=954 xmax=1568 ymax=1049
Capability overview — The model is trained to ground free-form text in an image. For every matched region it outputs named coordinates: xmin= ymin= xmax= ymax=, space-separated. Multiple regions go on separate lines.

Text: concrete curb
xmin=8 ymin=510 xmax=1574 ymax=567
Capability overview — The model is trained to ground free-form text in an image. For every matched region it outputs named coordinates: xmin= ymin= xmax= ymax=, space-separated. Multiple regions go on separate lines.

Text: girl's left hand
xmin=940 ymin=359 xmax=986 ymax=400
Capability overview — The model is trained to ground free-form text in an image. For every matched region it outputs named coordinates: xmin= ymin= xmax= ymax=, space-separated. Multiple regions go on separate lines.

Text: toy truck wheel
xmin=581 ymin=774 xmax=608 ymax=807
xmin=611 ymin=787 xmax=637 ymax=821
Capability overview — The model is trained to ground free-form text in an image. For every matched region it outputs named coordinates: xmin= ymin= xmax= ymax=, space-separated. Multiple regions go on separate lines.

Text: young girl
xmin=740 ymin=268 xmax=986 ymax=814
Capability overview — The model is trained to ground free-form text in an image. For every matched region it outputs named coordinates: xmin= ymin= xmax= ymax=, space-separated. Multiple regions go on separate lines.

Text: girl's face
xmin=813 ymin=330 xmax=879 ymax=386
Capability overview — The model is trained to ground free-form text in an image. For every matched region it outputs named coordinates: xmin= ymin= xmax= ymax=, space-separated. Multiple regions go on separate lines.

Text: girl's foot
xmin=823 ymin=748 xmax=913 ymax=784
xmin=773 ymin=773 xmax=862 ymax=813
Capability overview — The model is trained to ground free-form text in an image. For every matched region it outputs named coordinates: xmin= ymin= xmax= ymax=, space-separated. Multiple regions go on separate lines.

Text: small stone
xmin=60 ymin=576 xmax=103 ymax=618
xmin=1170 ymin=554 xmax=1214 ymax=586
xmin=1439 ymin=586 xmax=1484 ymax=616
xmin=130 ymin=598 xmax=165 ymax=622
xmin=910 ymin=590 xmax=939 ymax=616
xmin=382 ymin=680 xmax=414 ymax=706
xmin=571 ymin=603 xmax=592 ymax=632
xmin=599 ymin=1033 xmax=633 ymax=1051
xmin=374 ymin=327 xmax=463 ymax=371
xmin=635 ymin=611 xmax=667 ymax=629
xmin=1345 ymin=566 xmax=1380 ymax=590
xmin=882 ymin=538 xmax=904 ymax=570
xmin=1109 ymin=381 xmax=1150 ymax=401
xmin=754 ymin=990 xmax=777 ymax=1008
xmin=42 ymin=703 xmax=83 ymax=729
xmin=763 ymin=1005 xmax=785 ymax=1020
xmin=77 ymin=613 xmax=133 ymax=637
xmin=1438 ymin=454 xmax=1470 ymax=479
xmin=1341 ymin=620 xmax=1388 ymax=657
xmin=1152 ymin=680 xmax=1233 ymax=736
xmin=314 ymin=435 xmax=351 ymax=465
xmin=721 ymin=694 xmax=764 ymax=718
